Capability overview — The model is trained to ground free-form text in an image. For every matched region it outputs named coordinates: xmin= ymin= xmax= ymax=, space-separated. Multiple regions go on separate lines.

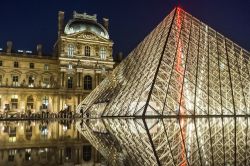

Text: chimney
xmin=103 ymin=18 xmax=109 ymax=32
xmin=117 ymin=52 xmax=123 ymax=62
xmin=37 ymin=44 xmax=42 ymax=56
xmin=58 ymin=11 xmax=65 ymax=37
xmin=7 ymin=41 xmax=13 ymax=54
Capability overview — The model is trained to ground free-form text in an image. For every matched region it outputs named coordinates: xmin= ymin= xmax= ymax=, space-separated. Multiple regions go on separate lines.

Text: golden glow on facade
xmin=0 ymin=11 xmax=115 ymax=116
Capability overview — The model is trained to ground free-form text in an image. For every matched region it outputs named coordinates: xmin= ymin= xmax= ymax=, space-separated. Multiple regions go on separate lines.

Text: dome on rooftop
xmin=64 ymin=12 xmax=109 ymax=39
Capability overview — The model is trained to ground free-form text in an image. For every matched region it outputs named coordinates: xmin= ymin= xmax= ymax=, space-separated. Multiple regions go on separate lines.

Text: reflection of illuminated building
xmin=0 ymin=121 xmax=103 ymax=165
xmin=0 ymin=11 xmax=115 ymax=115
xmin=77 ymin=7 xmax=250 ymax=166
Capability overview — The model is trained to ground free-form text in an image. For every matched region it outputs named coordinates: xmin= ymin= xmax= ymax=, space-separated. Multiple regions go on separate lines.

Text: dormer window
xmin=85 ymin=46 xmax=90 ymax=56
xmin=100 ymin=47 xmax=106 ymax=60
xmin=67 ymin=44 xmax=74 ymax=57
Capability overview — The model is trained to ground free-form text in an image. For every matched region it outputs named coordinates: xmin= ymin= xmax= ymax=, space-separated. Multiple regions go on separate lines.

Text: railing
xmin=0 ymin=84 xmax=59 ymax=89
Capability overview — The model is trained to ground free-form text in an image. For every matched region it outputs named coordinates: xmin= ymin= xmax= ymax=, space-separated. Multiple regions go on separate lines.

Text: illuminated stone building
xmin=76 ymin=7 xmax=250 ymax=166
xmin=0 ymin=11 xmax=115 ymax=115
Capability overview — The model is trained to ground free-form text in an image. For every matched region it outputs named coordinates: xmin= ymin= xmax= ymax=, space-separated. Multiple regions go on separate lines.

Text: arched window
xmin=84 ymin=76 xmax=92 ymax=90
xmin=67 ymin=44 xmax=74 ymax=57
xmin=85 ymin=46 xmax=90 ymax=56
xmin=100 ymin=47 xmax=106 ymax=60
xmin=67 ymin=76 xmax=73 ymax=89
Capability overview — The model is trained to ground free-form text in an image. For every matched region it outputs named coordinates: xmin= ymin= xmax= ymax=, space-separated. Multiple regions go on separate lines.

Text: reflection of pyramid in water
xmin=77 ymin=7 xmax=250 ymax=166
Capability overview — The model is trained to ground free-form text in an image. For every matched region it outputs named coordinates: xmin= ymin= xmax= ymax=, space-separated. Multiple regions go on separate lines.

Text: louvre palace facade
xmin=0 ymin=11 xmax=115 ymax=115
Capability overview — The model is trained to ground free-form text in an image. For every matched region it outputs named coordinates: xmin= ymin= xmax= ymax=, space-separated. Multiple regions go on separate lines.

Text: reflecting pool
xmin=0 ymin=120 xmax=104 ymax=166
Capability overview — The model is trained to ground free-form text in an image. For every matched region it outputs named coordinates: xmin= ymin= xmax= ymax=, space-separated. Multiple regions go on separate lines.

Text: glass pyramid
xmin=77 ymin=7 xmax=250 ymax=166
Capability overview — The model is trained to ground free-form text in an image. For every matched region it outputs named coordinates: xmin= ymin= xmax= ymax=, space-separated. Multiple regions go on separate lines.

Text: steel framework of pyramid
xmin=76 ymin=7 xmax=250 ymax=166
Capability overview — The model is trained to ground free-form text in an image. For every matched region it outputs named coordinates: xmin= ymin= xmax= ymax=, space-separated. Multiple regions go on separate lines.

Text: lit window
xmin=43 ymin=77 xmax=50 ymax=88
xmin=83 ymin=145 xmax=91 ymax=161
xmin=8 ymin=149 xmax=16 ymax=161
xmin=25 ymin=149 xmax=32 ymax=161
xmin=44 ymin=64 xmax=49 ymax=70
xmin=12 ymin=76 xmax=19 ymax=87
xmin=67 ymin=44 xmax=74 ymax=57
xmin=84 ymin=76 xmax=92 ymax=90
xmin=27 ymin=96 xmax=34 ymax=110
xmin=85 ymin=46 xmax=90 ymax=56
xmin=11 ymin=95 xmax=18 ymax=109
xmin=29 ymin=63 xmax=34 ymax=69
xmin=14 ymin=61 xmax=19 ymax=68
xmin=100 ymin=47 xmax=106 ymax=60
xmin=67 ymin=77 xmax=73 ymax=89
xmin=28 ymin=76 xmax=35 ymax=87
xmin=42 ymin=96 xmax=49 ymax=109
xmin=0 ymin=60 xmax=2 ymax=66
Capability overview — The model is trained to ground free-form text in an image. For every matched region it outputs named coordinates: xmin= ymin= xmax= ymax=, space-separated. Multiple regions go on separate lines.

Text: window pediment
xmin=10 ymin=70 xmax=22 ymax=76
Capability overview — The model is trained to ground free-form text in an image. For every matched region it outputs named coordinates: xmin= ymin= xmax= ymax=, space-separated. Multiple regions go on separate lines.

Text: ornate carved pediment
xmin=75 ymin=32 xmax=108 ymax=42
xmin=25 ymin=71 xmax=38 ymax=77
xmin=80 ymin=33 xmax=98 ymax=40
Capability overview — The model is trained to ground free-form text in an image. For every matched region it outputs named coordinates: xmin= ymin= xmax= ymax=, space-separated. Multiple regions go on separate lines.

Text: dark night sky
xmin=0 ymin=0 xmax=250 ymax=56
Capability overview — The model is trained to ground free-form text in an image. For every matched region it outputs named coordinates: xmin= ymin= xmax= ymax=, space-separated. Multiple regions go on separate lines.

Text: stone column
xmin=95 ymin=74 xmax=99 ymax=87
xmin=76 ymin=72 xmax=81 ymax=88
xmin=80 ymin=72 xmax=83 ymax=88
xmin=36 ymin=95 xmax=42 ymax=113
xmin=60 ymin=72 xmax=64 ymax=87
xmin=59 ymin=96 xmax=63 ymax=111
xmin=64 ymin=74 xmax=67 ymax=88
xmin=19 ymin=94 xmax=26 ymax=114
